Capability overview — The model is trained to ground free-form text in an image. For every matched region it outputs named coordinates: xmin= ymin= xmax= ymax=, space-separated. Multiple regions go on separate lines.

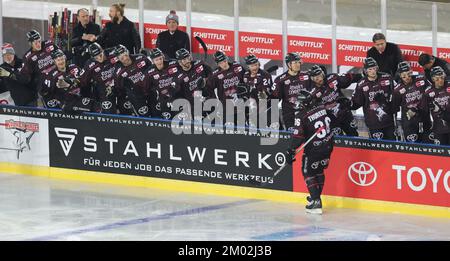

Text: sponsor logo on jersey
xmin=31 ymin=55 xmax=38 ymax=61
xmin=234 ymin=66 xmax=242 ymax=73
xmin=416 ymin=80 xmax=425 ymax=87
xmin=363 ymin=86 xmax=369 ymax=92
xmin=153 ymin=74 xmax=160 ymax=80
xmin=218 ymin=73 xmax=224 ymax=80
xmin=399 ymin=88 xmax=406 ymax=94
xmin=380 ymin=80 xmax=390 ymax=86
xmin=94 ymin=67 xmax=101 ymax=73
xmin=299 ymin=75 xmax=309 ymax=81
xmin=169 ymin=67 xmax=178 ymax=74
xmin=46 ymin=45 xmax=55 ymax=53
xmin=137 ymin=60 xmax=146 ymax=68
xmin=196 ymin=65 xmax=203 ymax=73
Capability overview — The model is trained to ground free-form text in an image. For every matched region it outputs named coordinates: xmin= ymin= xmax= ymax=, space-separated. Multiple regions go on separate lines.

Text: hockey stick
xmin=249 ymin=126 xmax=325 ymax=187
xmin=195 ymin=36 xmax=208 ymax=60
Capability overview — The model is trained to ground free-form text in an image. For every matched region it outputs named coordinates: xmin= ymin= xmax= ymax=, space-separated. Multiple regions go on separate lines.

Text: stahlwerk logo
xmin=52 ymin=127 xmax=286 ymax=170
xmin=54 ymin=127 xmax=78 ymax=156
xmin=348 ymin=161 xmax=377 ymax=187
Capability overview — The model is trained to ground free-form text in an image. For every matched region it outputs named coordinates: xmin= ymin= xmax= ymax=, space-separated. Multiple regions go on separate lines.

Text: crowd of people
xmin=0 ymin=5 xmax=449 ymax=147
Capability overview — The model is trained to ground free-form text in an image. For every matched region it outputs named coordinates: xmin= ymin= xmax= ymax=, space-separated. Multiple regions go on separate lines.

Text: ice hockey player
xmin=19 ymin=30 xmax=61 ymax=106
xmin=242 ymin=54 xmax=274 ymax=128
xmin=174 ymin=48 xmax=212 ymax=121
xmin=147 ymin=48 xmax=181 ymax=120
xmin=350 ymin=57 xmax=396 ymax=140
xmin=272 ymin=53 xmax=311 ymax=131
xmin=308 ymin=65 xmax=361 ymax=136
xmin=285 ymin=89 xmax=335 ymax=215
xmin=79 ymin=43 xmax=120 ymax=114
xmin=392 ymin=61 xmax=431 ymax=143
xmin=115 ymin=44 xmax=153 ymax=117
xmin=41 ymin=49 xmax=99 ymax=113
xmin=422 ymin=66 xmax=450 ymax=145
xmin=206 ymin=51 xmax=245 ymax=126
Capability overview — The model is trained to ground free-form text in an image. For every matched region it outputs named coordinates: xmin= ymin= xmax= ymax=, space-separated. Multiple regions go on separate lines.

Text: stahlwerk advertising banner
xmin=42 ymin=108 xmax=291 ymax=191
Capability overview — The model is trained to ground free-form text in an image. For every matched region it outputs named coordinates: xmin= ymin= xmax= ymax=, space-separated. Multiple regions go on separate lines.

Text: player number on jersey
xmin=314 ymin=116 xmax=331 ymax=139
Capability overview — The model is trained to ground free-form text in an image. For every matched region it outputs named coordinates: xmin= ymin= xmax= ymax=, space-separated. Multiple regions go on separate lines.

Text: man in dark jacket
xmin=366 ymin=33 xmax=403 ymax=76
xmin=70 ymin=8 xmax=101 ymax=67
xmin=97 ymin=3 xmax=141 ymax=54
xmin=0 ymin=43 xmax=36 ymax=106
xmin=156 ymin=10 xmax=190 ymax=59
xmin=418 ymin=53 xmax=450 ymax=82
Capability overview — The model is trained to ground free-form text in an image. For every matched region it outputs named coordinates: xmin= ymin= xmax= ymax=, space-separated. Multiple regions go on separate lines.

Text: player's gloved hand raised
xmin=337 ymin=97 xmax=351 ymax=110
xmin=56 ymin=78 xmax=71 ymax=89
xmin=285 ymin=149 xmax=296 ymax=165
xmin=0 ymin=67 xmax=11 ymax=77
xmin=406 ymin=107 xmax=417 ymax=120
xmin=430 ymin=101 xmax=444 ymax=114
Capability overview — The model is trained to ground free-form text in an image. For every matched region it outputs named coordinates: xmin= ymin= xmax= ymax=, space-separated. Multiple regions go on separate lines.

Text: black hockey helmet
xmin=214 ymin=51 xmax=227 ymax=63
xmin=149 ymin=48 xmax=164 ymax=59
xmin=214 ymin=51 xmax=228 ymax=63
xmin=285 ymin=52 xmax=302 ymax=66
xmin=88 ymin=43 xmax=103 ymax=57
xmin=309 ymin=65 xmax=324 ymax=77
xmin=397 ymin=61 xmax=411 ymax=74
xmin=244 ymin=54 xmax=259 ymax=65
xmin=51 ymin=49 xmax=65 ymax=59
xmin=430 ymin=66 xmax=445 ymax=78
xmin=26 ymin=30 xmax=41 ymax=42
xmin=364 ymin=57 xmax=378 ymax=69
xmin=294 ymin=89 xmax=314 ymax=110
xmin=115 ymin=45 xmax=129 ymax=56
xmin=175 ymin=48 xmax=190 ymax=60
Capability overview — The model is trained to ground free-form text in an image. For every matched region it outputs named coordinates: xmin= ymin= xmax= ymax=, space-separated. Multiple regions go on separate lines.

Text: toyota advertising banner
xmin=294 ymin=137 xmax=450 ymax=208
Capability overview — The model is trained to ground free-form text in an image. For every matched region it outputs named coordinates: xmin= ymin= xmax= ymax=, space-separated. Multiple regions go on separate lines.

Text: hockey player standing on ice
xmin=115 ymin=45 xmax=153 ymax=117
xmin=147 ymin=48 xmax=181 ymax=120
xmin=421 ymin=66 xmax=450 ymax=145
xmin=19 ymin=30 xmax=60 ymax=106
xmin=206 ymin=51 xmax=245 ymax=126
xmin=242 ymin=54 xmax=273 ymax=128
xmin=41 ymin=49 xmax=99 ymax=113
xmin=308 ymin=65 xmax=361 ymax=136
xmin=174 ymin=48 xmax=212 ymax=121
xmin=392 ymin=62 xmax=432 ymax=143
xmin=285 ymin=90 xmax=335 ymax=215
xmin=272 ymin=53 xmax=311 ymax=131
xmin=350 ymin=57 xmax=396 ymax=140
xmin=79 ymin=43 xmax=120 ymax=114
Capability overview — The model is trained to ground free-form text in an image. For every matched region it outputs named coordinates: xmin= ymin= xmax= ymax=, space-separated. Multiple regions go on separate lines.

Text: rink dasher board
xmin=0 ymin=105 xmax=449 ymax=218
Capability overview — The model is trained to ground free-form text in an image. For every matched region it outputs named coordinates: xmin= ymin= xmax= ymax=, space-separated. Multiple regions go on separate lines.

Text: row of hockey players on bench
xmin=22 ymin=31 xmax=450 ymax=145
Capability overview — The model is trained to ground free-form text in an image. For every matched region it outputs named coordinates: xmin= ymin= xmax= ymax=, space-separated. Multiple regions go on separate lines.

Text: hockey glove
xmin=285 ymin=149 xmax=296 ymax=165
xmin=0 ymin=67 xmax=11 ymax=78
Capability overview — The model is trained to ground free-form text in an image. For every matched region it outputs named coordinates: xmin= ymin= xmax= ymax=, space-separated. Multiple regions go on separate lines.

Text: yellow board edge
xmin=1 ymin=162 xmax=449 ymax=219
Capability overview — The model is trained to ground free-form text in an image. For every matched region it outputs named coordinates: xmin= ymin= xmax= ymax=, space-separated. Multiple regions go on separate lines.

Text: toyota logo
xmin=348 ymin=162 xmax=377 ymax=187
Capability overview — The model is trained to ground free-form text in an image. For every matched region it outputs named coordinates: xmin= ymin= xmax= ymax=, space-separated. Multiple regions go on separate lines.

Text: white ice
xmin=0 ymin=172 xmax=449 ymax=241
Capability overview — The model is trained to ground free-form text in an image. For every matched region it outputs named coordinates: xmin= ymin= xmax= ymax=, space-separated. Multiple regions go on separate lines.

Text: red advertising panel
xmin=438 ymin=48 xmax=450 ymax=63
xmin=398 ymin=44 xmax=432 ymax=73
xmin=239 ymin=32 xmax=282 ymax=60
xmin=191 ymin=27 xmax=234 ymax=56
xmin=288 ymin=36 xmax=332 ymax=64
xmin=293 ymin=147 xmax=450 ymax=208
xmin=337 ymin=40 xmax=372 ymax=67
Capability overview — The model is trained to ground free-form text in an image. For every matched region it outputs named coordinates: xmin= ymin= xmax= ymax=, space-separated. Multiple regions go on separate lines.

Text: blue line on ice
xmin=25 ymin=199 xmax=259 ymax=241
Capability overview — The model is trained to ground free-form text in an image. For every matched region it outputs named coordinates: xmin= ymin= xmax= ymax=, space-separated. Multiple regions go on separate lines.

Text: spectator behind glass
xmin=70 ymin=8 xmax=101 ymax=67
xmin=156 ymin=10 xmax=190 ymax=59
xmin=366 ymin=33 xmax=403 ymax=76
xmin=97 ymin=3 xmax=142 ymax=54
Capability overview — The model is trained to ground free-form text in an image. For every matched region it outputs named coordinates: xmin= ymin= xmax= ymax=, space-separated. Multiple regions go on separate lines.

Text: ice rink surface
xmin=0 ymin=172 xmax=449 ymax=241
